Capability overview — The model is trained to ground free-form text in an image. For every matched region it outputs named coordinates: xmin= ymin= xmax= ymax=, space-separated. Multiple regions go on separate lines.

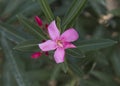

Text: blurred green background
xmin=0 ymin=0 xmax=120 ymax=86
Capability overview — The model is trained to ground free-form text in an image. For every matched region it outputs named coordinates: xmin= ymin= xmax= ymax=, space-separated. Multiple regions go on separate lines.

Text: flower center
xmin=57 ymin=40 xmax=63 ymax=47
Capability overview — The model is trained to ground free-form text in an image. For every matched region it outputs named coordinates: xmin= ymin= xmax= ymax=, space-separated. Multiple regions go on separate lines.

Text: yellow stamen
xmin=57 ymin=40 xmax=63 ymax=47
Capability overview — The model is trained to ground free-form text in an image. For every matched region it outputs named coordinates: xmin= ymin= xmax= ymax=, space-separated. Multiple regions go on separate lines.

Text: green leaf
xmin=14 ymin=40 xmax=40 ymax=51
xmin=90 ymin=71 xmax=112 ymax=82
xmin=1 ymin=0 xmax=24 ymax=18
xmin=17 ymin=15 xmax=47 ymax=40
xmin=93 ymin=25 xmax=106 ymax=39
xmin=56 ymin=16 xmax=61 ymax=32
xmin=76 ymin=39 xmax=117 ymax=52
xmin=89 ymin=0 xmax=106 ymax=16
xmin=6 ymin=1 xmax=41 ymax=23
xmin=67 ymin=57 xmax=84 ymax=77
xmin=38 ymin=0 xmax=54 ymax=22
xmin=62 ymin=0 xmax=87 ymax=30
xmin=80 ymin=79 xmax=103 ymax=86
xmin=50 ymin=65 xmax=61 ymax=80
xmin=66 ymin=39 xmax=116 ymax=58
xmin=3 ymin=63 xmax=13 ymax=86
xmin=66 ymin=48 xmax=85 ymax=58
xmin=0 ymin=24 xmax=26 ymax=43
xmin=110 ymin=48 xmax=120 ymax=77
xmin=25 ymin=70 xmax=52 ymax=81
xmin=60 ymin=62 xmax=68 ymax=73
xmin=1 ymin=32 xmax=31 ymax=86
xmin=3 ymin=62 xmax=18 ymax=86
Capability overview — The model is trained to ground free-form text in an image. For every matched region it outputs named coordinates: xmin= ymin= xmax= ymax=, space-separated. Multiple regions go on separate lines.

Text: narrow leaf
xmin=62 ymin=0 xmax=87 ymax=30
xmin=60 ymin=62 xmax=68 ymax=73
xmin=0 ymin=24 xmax=26 ymax=43
xmin=110 ymin=48 xmax=120 ymax=76
xmin=76 ymin=39 xmax=117 ymax=52
xmin=26 ymin=70 xmax=52 ymax=81
xmin=17 ymin=15 xmax=47 ymax=40
xmin=66 ymin=48 xmax=85 ymax=58
xmin=66 ymin=39 xmax=116 ymax=58
xmin=67 ymin=57 xmax=84 ymax=77
xmin=38 ymin=0 xmax=54 ymax=22
xmin=1 ymin=32 xmax=31 ymax=86
xmin=50 ymin=65 xmax=61 ymax=80
xmin=56 ymin=16 xmax=61 ymax=32
xmin=14 ymin=40 xmax=40 ymax=52
xmin=3 ymin=63 xmax=12 ymax=86
xmin=90 ymin=71 xmax=112 ymax=82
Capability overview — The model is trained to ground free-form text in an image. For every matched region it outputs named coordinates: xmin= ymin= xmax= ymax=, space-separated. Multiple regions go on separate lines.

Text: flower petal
xmin=38 ymin=40 xmax=57 ymax=51
xmin=48 ymin=20 xmax=60 ymax=40
xmin=34 ymin=16 xmax=43 ymax=26
xmin=64 ymin=43 xmax=76 ymax=49
xmin=61 ymin=28 xmax=79 ymax=42
xmin=54 ymin=48 xmax=65 ymax=63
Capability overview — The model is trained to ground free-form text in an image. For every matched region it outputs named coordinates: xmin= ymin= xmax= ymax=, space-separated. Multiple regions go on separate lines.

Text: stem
xmin=67 ymin=68 xmax=79 ymax=86
xmin=50 ymin=64 xmax=61 ymax=80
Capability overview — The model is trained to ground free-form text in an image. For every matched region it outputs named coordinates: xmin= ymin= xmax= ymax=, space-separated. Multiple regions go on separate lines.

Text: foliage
xmin=0 ymin=0 xmax=120 ymax=86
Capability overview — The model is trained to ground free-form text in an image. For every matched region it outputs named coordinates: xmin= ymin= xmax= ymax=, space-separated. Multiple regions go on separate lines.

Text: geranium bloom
xmin=38 ymin=20 xmax=79 ymax=63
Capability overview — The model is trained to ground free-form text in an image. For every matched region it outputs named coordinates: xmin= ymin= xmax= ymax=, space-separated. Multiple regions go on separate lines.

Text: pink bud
xmin=45 ymin=24 xmax=48 ymax=29
xmin=42 ymin=40 xmax=46 ymax=42
xmin=34 ymin=16 xmax=43 ymax=27
xmin=31 ymin=52 xmax=42 ymax=59
xmin=45 ymin=52 xmax=49 ymax=56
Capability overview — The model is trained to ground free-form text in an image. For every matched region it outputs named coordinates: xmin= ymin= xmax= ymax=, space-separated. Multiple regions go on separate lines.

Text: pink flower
xmin=38 ymin=21 xmax=79 ymax=63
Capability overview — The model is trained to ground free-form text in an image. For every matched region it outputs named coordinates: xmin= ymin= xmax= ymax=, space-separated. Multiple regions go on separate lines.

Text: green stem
xmin=50 ymin=64 xmax=61 ymax=80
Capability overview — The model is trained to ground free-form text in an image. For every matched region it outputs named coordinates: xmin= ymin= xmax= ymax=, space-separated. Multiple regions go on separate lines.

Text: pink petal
xmin=54 ymin=48 xmax=65 ymax=63
xmin=64 ymin=43 xmax=76 ymax=49
xmin=31 ymin=52 xmax=42 ymax=59
xmin=35 ymin=16 xmax=43 ymax=26
xmin=61 ymin=28 xmax=79 ymax=42
xmin=38 ymin=40 xmax=57 ymax=51
xmin=48 ymin=21 xmax=60 ymax=40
